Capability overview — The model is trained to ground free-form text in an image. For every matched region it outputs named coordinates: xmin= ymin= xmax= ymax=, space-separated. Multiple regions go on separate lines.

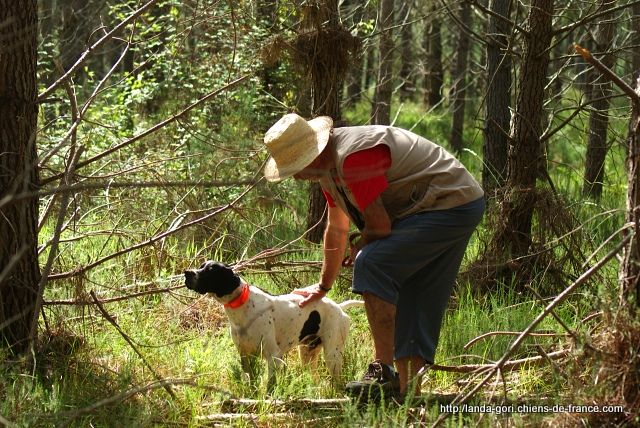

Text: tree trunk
xmin=450 ymin=1 xmax=472 ymax=153
xmin=258 ymin=0 xmax=280 ymax=113
xmin=297 ymin=0 xmax=355 ymax=242
xmin=621 ymin=75 xmax=640 ymax=310
xmin=583 ymin=0 xmax=616 ymax=199
xmin=620 ymin=76 xmax=640 ymax=308
xmin=423 ymin=0 xmax=443 ymax=108
xmin=0 ymin=0 xmax=41 ymax=353
xmin=371 ymin=0 xmax=394 ymax=125
xmin=398 ymin=0 xmax=414 ymax=101
xmin=633 ymin=3 xmax=640 ymax=85
xmin=344 ymin=0 xmax=365 ymax=106
xmin=495 ymin=0 xmax=553 ymax=274
xmin=482 ymin=0 xmax=512 ymax=193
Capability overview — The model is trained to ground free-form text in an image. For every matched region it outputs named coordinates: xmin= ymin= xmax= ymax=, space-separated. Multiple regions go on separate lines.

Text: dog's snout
xmin=184 ymin=270 xmax=196 ymax=288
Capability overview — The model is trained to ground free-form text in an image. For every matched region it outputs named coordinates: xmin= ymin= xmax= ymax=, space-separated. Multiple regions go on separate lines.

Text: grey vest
xmin=319 ymin=126 xmax=484 ymax=227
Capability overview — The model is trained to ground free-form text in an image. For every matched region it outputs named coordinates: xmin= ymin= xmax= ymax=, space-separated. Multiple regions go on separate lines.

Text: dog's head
xmin=184 ymin=261 xmax=240 ymax=297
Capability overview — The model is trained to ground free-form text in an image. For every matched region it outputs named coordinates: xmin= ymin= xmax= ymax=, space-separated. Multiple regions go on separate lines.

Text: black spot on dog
xmin=299 ymin=310 xmax=322 ymax=349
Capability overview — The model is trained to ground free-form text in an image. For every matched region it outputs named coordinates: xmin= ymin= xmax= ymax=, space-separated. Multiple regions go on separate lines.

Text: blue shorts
xmin=352 ymin=197 xmax=485 ymax=363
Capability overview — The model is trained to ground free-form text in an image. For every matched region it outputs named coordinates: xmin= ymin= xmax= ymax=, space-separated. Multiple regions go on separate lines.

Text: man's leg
xmin=363 ymin=292 xmax=396 ymax=366
xmin=396 ymin=356 xmax=426 ymax=395
xmin=362 ymin=293 xmax=423 ymax=395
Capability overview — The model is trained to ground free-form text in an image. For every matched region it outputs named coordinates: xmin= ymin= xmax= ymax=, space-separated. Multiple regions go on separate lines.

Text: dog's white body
xmin=222 ymin=285 xmax=361 ymax=386
xmin=184 ymin=261 xmax=363 ymax=388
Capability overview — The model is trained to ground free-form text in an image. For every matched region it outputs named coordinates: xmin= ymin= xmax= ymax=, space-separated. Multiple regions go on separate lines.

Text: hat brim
xmin=264 ymin=116 xmax=333 ymax=182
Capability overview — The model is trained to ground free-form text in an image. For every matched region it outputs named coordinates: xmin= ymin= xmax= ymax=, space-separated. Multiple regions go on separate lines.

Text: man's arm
xmin=343 ymin=195 xmax=392 ymax=263
xmin=319 ymin=204 xmax=350 ymax=289
xmin=295 ymin=204 xmax=349 ymax=307
xmin=359 ymin=195 xmax=392 ymax=247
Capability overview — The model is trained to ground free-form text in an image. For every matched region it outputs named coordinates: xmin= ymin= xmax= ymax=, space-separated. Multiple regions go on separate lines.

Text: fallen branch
xmin=48 ymin=378 xmax=195 ymax=424
xmin=219 ymin=398 xmax=350 ymax=413
xmin=197 ymin=413 xmax=292 ymax=423
xmin=90 ymin=291 xmax=176 ymax=399
xmin=0 ymin=414 xmax=16 ymax=428
xmin=429 ymin=349 xmax=570 ymax=373
xmin=463 ymin=331 xmax=570 ymax=350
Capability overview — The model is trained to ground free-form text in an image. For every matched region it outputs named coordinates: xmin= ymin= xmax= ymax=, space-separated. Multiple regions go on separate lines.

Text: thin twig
xmin=48 ymin=180 xmax=258 ymax=280
xmin=1 ymin=179 xmax=257 ymax=209
xmin=39 ymin=75 xmax=250 ymax=186
xmin=44 ymin=284 xmax=184 ymax=306
xmin=38 ymin=0 xmax=159 ymax=100
xmin=49 ymin=378 xmax=195 ymax=423
xmin=38 ymin=35 xmax=133 ymax=170
xmin=575 ymin=44 xmax=640 ymax=109
xmin=463 ymin=331 xmax=570 ymax=350
xmin=428 ymin=349 xmax=570 ymax=373
xmin=28 ymin=143 xmax=84 ymax=350
xmin=89 ymin=291 xmax=176 ymax=399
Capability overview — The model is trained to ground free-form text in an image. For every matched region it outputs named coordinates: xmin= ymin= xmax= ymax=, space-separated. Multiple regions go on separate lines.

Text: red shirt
xmin=322 ymin=145 xmax=391 ymax=211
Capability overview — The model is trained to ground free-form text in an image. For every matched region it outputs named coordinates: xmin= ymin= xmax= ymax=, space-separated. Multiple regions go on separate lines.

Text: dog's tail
xmin=339 ymin=299 xmax=365 ymax=310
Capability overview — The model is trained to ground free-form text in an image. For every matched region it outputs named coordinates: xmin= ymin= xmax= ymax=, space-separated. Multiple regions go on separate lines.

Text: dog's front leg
xmin=240 ymin=354 xmax=258 ymax=389
xmin=265 ymin=354 xmax=284 ymax=393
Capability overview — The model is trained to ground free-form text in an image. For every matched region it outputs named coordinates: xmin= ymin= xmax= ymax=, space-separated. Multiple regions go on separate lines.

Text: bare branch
xmin=574 ymin=44 xmax=640 ymax=109
xmin=90 ymin=290 xmax=176 ymax=399
xmin=39 ymin=74 xmax=250 ymax=186
xmin=1 ymin=179 xmax=257 ymax=209
xmin=555 ymin=0 xmax=640 ymax=35
xmin=47 ymin=180 xmax=258 ymax=281
xmin=44 ymin=283 xmax=184 ymax=306
xmin=463 ymin=331 xmax=570 ymax=351
xmin=37 ymin=0 xmax=160 ymax=100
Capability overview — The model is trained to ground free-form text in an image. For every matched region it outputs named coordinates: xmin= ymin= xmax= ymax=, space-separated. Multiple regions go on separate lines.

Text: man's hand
xmin=291 ymin=283 xmax=327 ymax=307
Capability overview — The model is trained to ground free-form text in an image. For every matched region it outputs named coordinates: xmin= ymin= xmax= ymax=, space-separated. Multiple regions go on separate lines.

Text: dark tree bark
xmin=0 ymin=0 xmax=41 ymax=353
xmin=450 ymin=0 xmax=472 ymax=153
xmin=398 ymin=0 xmax=415 ymax=101
xmin=583 ymin=0 xmax=616 ymax=199
xmin=621 ymin=82 xmax=640 ymax=308
xmin=344 ymin=0 xmax=366 ymax=106
xmin=371 ymin=0 xmax=394 ymax=125
xmin=363 ymin=45 xmax=375 ymax=95
xmin=631 ymin=3 xmax=640 ymax=84
xmin=495 ymin=0 xmax=553 ymax=272
xmin=482 ymin=0 xmax=512 ymax=193
xmin=257 ymin=0 xmax=281 ymax=113
xmin=423 ymin=1 xmax=443 ymax=108
xmin=297 ymin=0 xmax=356 ymax=242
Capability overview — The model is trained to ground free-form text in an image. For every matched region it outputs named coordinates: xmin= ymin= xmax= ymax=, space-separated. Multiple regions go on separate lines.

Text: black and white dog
xmin=184 ymin=261 xmax=362 ymax=389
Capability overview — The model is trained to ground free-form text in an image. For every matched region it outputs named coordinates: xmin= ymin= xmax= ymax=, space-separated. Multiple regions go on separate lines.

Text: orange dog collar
xmin=224 ymin=283 xmax=250 ymax=309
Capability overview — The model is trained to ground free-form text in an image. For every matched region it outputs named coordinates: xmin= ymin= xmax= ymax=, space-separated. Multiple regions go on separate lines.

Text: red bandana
xmin=224 ymin=284 xmax=250 ymax=309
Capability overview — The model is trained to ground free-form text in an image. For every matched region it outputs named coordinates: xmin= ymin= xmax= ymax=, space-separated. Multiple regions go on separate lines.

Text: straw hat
xmin=263 ymin=113 xmax=333 ymax=182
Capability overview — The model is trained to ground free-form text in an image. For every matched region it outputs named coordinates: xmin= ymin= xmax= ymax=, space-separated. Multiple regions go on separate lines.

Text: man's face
xmin=293 ymin=156 xmax=324 ymax=181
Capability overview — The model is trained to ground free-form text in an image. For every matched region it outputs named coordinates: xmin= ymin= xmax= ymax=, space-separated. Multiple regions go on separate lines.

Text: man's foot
xmin=345 ymin=360 xmax=401 ymax=404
